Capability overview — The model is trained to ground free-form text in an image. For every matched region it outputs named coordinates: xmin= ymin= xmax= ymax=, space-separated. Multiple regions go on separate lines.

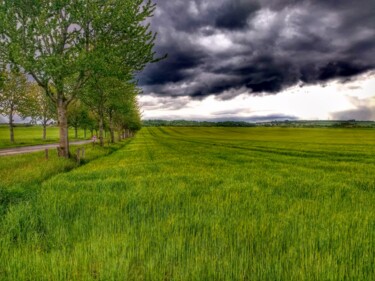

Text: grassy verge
xmin=0 ymin=127 xmax=374 ymax=280
xmin=0 ymin=141 xmax=128 ymax=217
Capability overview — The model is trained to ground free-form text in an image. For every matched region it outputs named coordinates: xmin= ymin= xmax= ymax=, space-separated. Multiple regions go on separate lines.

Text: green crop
xmin=0 ymin=127 xmax=374 ymax=280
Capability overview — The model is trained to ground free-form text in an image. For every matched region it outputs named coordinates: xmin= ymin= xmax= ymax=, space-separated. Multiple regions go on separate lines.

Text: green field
xmin=1 ymin=127 xmax=374 ymax=280
xmin=0 ymin=125 xmax=89 ymax=149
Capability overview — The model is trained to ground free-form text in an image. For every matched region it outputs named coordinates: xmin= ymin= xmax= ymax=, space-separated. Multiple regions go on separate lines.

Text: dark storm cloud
xmin=215 ymin=1 xmax=260 ymax=30
xmin=138 ymin=0 xmax=375 ymax=99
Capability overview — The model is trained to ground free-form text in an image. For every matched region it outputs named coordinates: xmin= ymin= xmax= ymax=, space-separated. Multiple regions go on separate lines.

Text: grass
xmin=0 ymin=141 xmax=127 ymax=221
xmin=0 ymin=125 xmax=91 ymax=149
xmin=0 ymin=127 xmax=374 ymax=280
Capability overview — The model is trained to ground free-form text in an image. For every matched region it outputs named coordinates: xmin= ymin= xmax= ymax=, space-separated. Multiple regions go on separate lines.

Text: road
xmin=0 ymin=140 xmax=93 ymax=156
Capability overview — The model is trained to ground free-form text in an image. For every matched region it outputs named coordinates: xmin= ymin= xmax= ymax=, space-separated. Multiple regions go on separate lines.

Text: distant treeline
xmin=143 ymin=119 xmax=375 ymax=128
xmin=142 ymin=120 xmax=256 ymax=127
xmin=259 ymin=120 xmax=375 ymax=128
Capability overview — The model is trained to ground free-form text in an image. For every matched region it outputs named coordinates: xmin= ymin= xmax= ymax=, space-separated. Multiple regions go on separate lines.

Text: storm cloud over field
xmin=139 ymin=0 xmax=375 ymax=100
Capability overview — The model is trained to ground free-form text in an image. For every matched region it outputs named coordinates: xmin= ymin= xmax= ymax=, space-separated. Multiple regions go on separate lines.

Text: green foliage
xmin=109 ymin=83 xmax=142 ymax=133
xmin=81 ymin=78 xmax=142 ymax=144
xmin=0 ymin=0 xmax=159 ymax=98
xmin=0 ymin=69 xmax=30 ymax=142
xmin=1 ymin=127 xmax=374 ymax=280
xmin=22 ymin=83 xmax=56 ymax=125
xmin=79 ymin=109 xmax=96 ymax=134
xmin=67 ymin=100 xmax=84 ymax=129
xmin=0 ymin=69 xmax=28 ymax=117
xmin=0 ymin=0 xmax=160 ymax=155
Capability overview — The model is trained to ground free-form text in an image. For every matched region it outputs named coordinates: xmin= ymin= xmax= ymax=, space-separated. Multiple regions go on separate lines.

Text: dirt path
xmin=0 ymin=140 xmax=93 ymax=156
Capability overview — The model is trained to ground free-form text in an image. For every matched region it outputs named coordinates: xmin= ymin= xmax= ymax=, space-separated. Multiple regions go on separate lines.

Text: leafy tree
xmin=67 ymin=100 xmax=83 ymax=140
xmin=22 ymin=83 xmax=56 ymax=140
xmin=67 ymin=100 xmax=95 ymax=139
xmin=80 ymin=77 xmax=136 ymax=145
xmin=106 ymin=81 xmax=141 ymax=143
xmin=0 ymin=68 xmax=28 ymax=143
xmin=79 ymin=109 xmax=96 ymax=139
xmin=80 ymin=77 xmax=111 ymax=146
xmin=0 ymin=0 xmax=161 ymax=157
xmin=112 ymin=91 xmax=142 ymax=140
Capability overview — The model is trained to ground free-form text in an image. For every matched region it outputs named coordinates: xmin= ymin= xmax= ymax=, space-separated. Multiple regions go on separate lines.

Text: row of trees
xmin=0 ymin=0 xmax=161 ymax=157
xmin=0 ymin=68 xmax=142 ymax=144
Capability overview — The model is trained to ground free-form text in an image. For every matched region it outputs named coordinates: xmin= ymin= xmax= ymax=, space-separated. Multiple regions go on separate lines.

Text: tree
xmin=80 ymin=77 xmax=110 ymax=146
xmin=105 ymin=80 xmax=141 ymax=144
xmin=81 ymin=77 xmax=134 ymax=146
xmin=0 ymin=0 xmax=161 ymax=157
xmin=0 ymin=68 xmax=28 ymax=143
xmin=79 ymin=109 xmax=96 ymax=139
xmin=22 ymin=83 xmax=56 ymax=140
xmin=67 ymin=100 xmax=91 ymax=140
xmin=111 ymin=87 xmax=142 ymax=140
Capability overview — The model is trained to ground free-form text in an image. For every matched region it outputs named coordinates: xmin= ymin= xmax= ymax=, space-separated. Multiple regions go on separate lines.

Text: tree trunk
xmin=9 ymin=111 xmax=14 ymax=143
xmin=57 ymin=99 xmax=70 ymax=158
xmin=99 ymin=115 xmax=104 ymax=146
xmin=74 ymin=126 xmax=78 ymax=139
xmin=108 ymin=113 xmax=115 ymax=143
xmin=43 ymin=120 xmax=47 ymax=140
xmin=84 ymin=128 xmax=87 ymax=139
xmin=109 ymin=129 xmax=115 ymax=143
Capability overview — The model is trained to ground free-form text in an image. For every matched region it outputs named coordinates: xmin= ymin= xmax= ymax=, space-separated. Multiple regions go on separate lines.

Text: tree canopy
xmin=0 ymin=0 xmax=161 ymax=157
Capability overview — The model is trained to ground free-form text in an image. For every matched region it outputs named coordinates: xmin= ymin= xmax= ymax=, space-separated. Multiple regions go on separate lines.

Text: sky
xmin=137 ymin=0 xmax=375 ymax=121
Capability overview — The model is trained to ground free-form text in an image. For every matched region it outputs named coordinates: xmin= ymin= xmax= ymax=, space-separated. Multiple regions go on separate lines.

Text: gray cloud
xmin=145 ymin=113 xmax=298 ymax=122
xmin=331 ymin=106 xmax=375 ymax=121
xmin=206 ymin=114 xmax=298 ymax=122
xmin=330 ymin=97 xmax=375 ymax=120
xmin=139 ymin=0 xmax=375 ymax=99
xmin=211 ymin=108 xmax=253 ymax=116
xmin=139 ymin=95 xmax=192 ymax=111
